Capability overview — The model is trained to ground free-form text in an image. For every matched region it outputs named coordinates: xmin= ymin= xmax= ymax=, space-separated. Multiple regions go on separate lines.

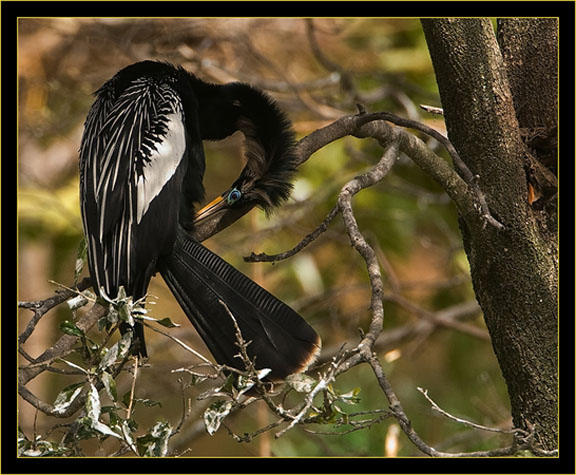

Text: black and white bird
xmin=79 ymin=60 xmax=320 ymax=381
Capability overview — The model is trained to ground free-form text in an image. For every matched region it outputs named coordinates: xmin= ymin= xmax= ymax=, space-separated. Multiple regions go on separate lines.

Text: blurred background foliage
xmin=18 ymin=18 xmax=510 ymax=457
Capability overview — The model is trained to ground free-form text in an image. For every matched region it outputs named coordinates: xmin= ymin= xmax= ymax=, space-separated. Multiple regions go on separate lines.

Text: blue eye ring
xmin=226 ymin=188 xmax=242 ymax=205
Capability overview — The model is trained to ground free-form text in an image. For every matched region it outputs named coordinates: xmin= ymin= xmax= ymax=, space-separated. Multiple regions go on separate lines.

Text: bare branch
xmin=417 ymin=387 xmax=521 ymax=435
xmin=420 ymin=104 xmax=444 ymax=115
xmin=245 ymin=204 xmax=339 ymax=263
xmin=18 ymin=277 xmax=92 ymax=345
xmin=337 ymin=141 xmax=400 ymax=348
xmin=143 ymin=320 xmax=213 ymax=366
xmin=19 ymin=302 xmax=107 ymax=386
xmin=364 ymin=354 xmax=521 ymax=457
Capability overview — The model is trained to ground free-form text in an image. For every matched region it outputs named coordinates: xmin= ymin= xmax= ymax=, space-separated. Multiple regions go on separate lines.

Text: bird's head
xmin=193 ymin=137 xmax=296 ymax=227
xmin=194 ymin=84 xmax=298 ymax=231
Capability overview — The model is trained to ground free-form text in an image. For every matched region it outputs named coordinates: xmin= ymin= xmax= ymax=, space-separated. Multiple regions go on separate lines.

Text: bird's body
xmin=79 ymin=60 xmax=320 ymax=380
xmin=81 ymin=63 xmax=202 ymax=307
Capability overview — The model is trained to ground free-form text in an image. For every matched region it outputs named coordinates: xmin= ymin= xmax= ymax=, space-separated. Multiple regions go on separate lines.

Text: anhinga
xmin=79 ymin=60 xmax=321 ymax=382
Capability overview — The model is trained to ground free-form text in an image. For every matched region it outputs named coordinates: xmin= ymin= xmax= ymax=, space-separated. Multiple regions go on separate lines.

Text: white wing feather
xmin=136 ymin=112 xmax=186 ymax=223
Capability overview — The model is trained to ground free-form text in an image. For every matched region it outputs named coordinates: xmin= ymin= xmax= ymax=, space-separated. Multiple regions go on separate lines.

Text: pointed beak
xmin=191 ymin=187 xmax=249 ymax=241
xmin=194 ymin=193 xmax=229 ymax=225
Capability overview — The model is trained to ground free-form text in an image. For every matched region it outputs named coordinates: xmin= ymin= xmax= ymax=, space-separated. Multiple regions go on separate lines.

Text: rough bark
xmin=497 ymin=19 xmax=558 ymax=171
xmin=421 ymin=18 xmax=558 ymax=452
xmin=497 ymin=18 xmax=558 ymax=232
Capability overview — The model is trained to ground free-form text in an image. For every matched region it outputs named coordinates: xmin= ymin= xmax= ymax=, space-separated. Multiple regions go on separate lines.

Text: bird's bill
xmin=194 ymin=192 xmax=229 ymax=224
xmin=192 ymin=191 xmax=256 ymax=241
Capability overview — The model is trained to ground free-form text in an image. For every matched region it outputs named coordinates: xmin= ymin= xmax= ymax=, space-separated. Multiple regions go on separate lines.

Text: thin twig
xmin=420 ymin=104 xmax=444 ymax=115
xmin=364 ymin=353 xmax=522 ymax=457
xmin=244 ymin=204 xmax=339 ymax=263
xmin=304 ymin=412 xmax=392 ymax=436
xmin=125 ymin=356 xmax=139 ymax=419
xmin=19 ymin=302 xmax=107 ymax=386
xmin=18 ymin=278 xmax=93 ymax=345
xmin=274 ymin=379 xmax=328 ymax=439
xmin=142 ymin=321 xmax=213 ymax=366
xmin=417 ymin=387 xmax=521 ymax=435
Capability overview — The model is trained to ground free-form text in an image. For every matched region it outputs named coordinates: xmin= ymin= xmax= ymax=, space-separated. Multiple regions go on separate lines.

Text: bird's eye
xmin=226 ymin=188 xmax=242 ymax=205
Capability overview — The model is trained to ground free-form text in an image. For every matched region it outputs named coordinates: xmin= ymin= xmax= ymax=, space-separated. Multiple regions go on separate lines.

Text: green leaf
xmin=85 ymin=383 xmax=102 ymax=426
xmin=203 ymin=400 xmax=233 ymax=435
xmin=219 ymin=374 xmax=236 ymax=396
xmin=98 ymin=346 xmax=119 ymax=372
xmin=154 ymin=317 xmax=179 ymax=327
xmin=286 ymin=373 xmax=317 ymax=393
xmin=18 ymin=429 xmax=30 ymax=450
xmin=93 ymin=420 xmax=120 ymax=439
xmin=98 ymin=332 xmax=132 ymax=372
xmin=18 ymin=436 xmax=70 ymax=457
xmin=139 ymin=315 xmax=181 ymax=328
xmin=58 ymin=358 xmax=88 ymax=374
xmin=121 ymin=391 xmax=161 ymax=410
xmin=59 ymin=320 xmax=85 ymax=337
xmin=337 ymin=387 xmax=362 ymax=405
xmin=136 ymin=421 xmax=172 ymax=457
xmin=52 ymin=382 xmax=84 ymax=415
xmin=102 ymin=406 xmax=122 ymax=434
xmin=67 ymin=294 xmax=89 ymax=311
xmin=100 ymin=371 xmax=117 ymax=401
xmin=137 ymin=398 xmax=162 ymax=408
xmin=85 ymin=383 xmax=121 ymax=439
xmin=74 ymin=238 xmax=87 ymax=282
xmin=75 ymin=417 xmax=100 ymax=440
xmin=102 ymin=305 xmax=119 ymax=327
xmin=121 ymin=420 xmax=138 ymax=454
xmin=116 ymin=286 xmax=128 ymax=301
xmin=234 ymin=368 xmax=270 ymax=395
xmin=117 ymin=302 xmax=134 ymax=326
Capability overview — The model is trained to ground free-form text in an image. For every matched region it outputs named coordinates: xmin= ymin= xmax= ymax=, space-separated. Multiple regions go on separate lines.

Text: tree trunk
xmin=497 ymin=19 xmax=558 ymax=230
xmin=497 ymin=18 xmax=558 ymax=157
xmin=421 ymin=18 xmax=558 ymax=452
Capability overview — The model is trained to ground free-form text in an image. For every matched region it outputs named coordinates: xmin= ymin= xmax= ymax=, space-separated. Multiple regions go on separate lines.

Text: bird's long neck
xmin=195 ymin=81 xmax=297 ymax=211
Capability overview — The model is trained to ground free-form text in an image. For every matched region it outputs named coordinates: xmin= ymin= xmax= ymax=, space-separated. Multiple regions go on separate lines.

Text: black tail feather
xmin=159 ymin=228 xmax=321 ymax=381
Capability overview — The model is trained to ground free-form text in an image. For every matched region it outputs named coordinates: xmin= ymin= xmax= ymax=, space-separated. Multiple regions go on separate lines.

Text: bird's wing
xmin=79 ymin=78 xmax=186 ymax=298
